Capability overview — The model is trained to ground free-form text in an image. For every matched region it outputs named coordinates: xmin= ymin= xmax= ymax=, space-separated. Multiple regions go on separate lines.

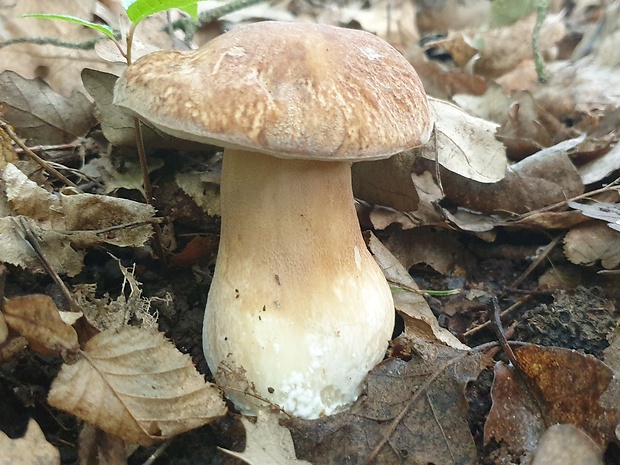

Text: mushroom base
xmin=203 ymin=150 xmax=395 ymax=419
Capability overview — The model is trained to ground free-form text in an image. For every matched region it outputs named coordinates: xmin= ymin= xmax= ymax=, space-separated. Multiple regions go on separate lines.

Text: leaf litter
xmin=1 ymin=0 xmax=620 ymax=464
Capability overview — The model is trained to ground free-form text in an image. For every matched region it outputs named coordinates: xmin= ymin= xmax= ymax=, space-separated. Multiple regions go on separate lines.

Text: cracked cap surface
xmin=113 ymin=21 xmax=433 ymax=161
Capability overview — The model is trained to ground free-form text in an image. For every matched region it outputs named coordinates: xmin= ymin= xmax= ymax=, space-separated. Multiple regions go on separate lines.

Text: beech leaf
xmin=0 ymin=419 xmax=60 ymax=465
xmin=220 ymin=410 xmax=312 ymax=465
xmin=2 ymin=294 xmax=79 ymax=354
xmin=48 ymin=326 xmax=227 ymax=445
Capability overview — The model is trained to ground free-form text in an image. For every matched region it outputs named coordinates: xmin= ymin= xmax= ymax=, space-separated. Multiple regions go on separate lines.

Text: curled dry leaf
xmin=220 ymin=410 xmax=312 ymax=465
xmin=564 ymin=221 xmax=620 ymax=269
xmin=0 ymin=163 xmax=155 ymax=276
xmin=419 ymin=98 xmax=507 ymax=183
xmin=2 ymin=294 xmax=78 ymax=355
xmin=48 ymin=326 xmax=227 ymax=445
xmin=0 ymin=418 xmax=60 ymax=465
xmin=365 ymin=231 xmax=468 ymax=350
xmin=352 ymin=97 xmax=506 ymax=213
xmin=485 ymin=344 xmax=619 ymax=453
xmin=0 ymin=71 xmax=96 ymax=145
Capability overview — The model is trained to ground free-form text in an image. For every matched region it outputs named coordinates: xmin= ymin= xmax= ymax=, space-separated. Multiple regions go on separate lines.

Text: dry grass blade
xmin=48 ymin=326 xmax=227 ymax=445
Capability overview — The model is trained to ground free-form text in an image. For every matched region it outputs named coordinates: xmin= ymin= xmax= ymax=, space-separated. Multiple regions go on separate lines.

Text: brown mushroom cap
xmin=114 ymin=21 xmax=432 ymax=161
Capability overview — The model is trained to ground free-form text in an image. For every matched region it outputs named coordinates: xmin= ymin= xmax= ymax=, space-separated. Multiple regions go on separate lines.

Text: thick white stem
xmin=203 ymin=149 xmax=394 ymax=418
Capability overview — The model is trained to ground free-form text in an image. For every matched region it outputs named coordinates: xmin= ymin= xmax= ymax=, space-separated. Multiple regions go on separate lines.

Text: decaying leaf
xmin=78 ymin=424 xmax=128 ymax=465
xmin=355 ymin=347 xmax=491 ymax=464
xmin=564 ymin=221 xmax=620 ymax=269
xmin=0 ymin=418 xmax=60 ymax=465
xmin=0 ymin=70 xmax=96 ymax=145
xmin=420 ymin=98 xmax=507 ymax=183
xmin=220 ymin=410 xmax=312 ymax=465
xmin=81 ymin=68 xmax=205 ymax=150
xmin=2 ymin=294 xmax=79 ymax=354
xmin=352 ymin=97 xmax=507 ymax=212
xmin=288 ymin=346 xmax=491 ymax=465
xmin=531 ymin=424 xmax=603 ymax=465
xmin=366 ymin=231 xmax=468 ymax=350
xmin=48 ymin=326 xmax=227 ymax=445
xmin=568 ymin=201 xmax=620 ymax=232
xmin=485 ymin=344 xmax=619 ymax=454
xmin=74 ymin=260 xmax=162 ymax=332
xmin=0 ymin=163 xmax=155 ymax=275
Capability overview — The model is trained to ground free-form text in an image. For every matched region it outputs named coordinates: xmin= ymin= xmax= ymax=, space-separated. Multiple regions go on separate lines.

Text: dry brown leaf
xmin=486 ymin=344 xmax=618 ymax=453
xmin=48 ymin=326 xmax=227 ymax=445
xmin=0 ymin=70 xmax=96 ymax=145
xmin=288 ymin=346 xmax=491 ymax=465
xmin=531 ymin=424 xmax=603 ymax=465
xmin=414 ymin=140 xmax=584 ymax=215
xmin=366 ymin=232 xmax=468 ymax=350
xmin=564 ymin=221 xmax=620 ymax=269
xmin=220 ymin=410 xmax=312 ymax=465
xmin=352 ymin=97 xmax=506 ymax=213
xmin=354 ymin=347 xmax=491 ymax=464
xmin=2 ymin=294 xmax=79 ymax=354
xmin=0 ymin=163 xmax=155 ymax=275
xmin=421 ymin=98 xmax=507 ymax=183
xmin=0 ymin=418 xmax=60 ymax=465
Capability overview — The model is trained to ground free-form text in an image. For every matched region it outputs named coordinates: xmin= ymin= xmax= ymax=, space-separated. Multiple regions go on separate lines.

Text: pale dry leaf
xmin=0 ymin=70 xmax=96 ymax=145
xmin=81 ymin=68 xmax=198 ymax=150
xmin=366 ymin=231 xmax=468 ymax=350
xmin=0 ymin=310 xmax=8 ymax=344
xmin=564 ymin=221 xmax=620 ymax=269
xmin=2 ymin=294 xmax=79 ymax=354
xmin=419 ymin=98 xmax=507 ymax=183
xmin=175 ymin=171 xmax=221 ymax=217
xmin=531 ymin=424 xmax=603 ymax=465
xmin=0 ymin=163 xmax=154 ymax=275
xmin=219 ymin=410 xmax=312 ymax=465
xmin=0 ymin=418 xmax=60 ymax=465
xmin=48 ymin=326 xmax=227 ymax=445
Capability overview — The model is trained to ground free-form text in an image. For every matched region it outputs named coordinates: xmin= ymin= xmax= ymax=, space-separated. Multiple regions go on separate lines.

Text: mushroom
xmin=114 ymin=21 xmax=432 ymax=419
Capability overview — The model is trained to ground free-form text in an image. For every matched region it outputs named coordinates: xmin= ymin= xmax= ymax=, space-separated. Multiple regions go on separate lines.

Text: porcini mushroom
xmin=114 ymin=21 xmax=432 ymax=419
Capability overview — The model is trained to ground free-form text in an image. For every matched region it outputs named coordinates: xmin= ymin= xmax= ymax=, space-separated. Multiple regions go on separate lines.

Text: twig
xmin=16 ymin=217 xmax=80 ymax=312
xmin=463 ymin=295 xmax=531 ymax=337
xmin=133 ymin=118 xmax=168 ymax=269
xmin=362 ymin=350 xmax=468 ymax=465
xmin=0 ymin=121 xmax=80 ymax=190
xmin=52 ymin=218 xmax=164 ymax=237
xmin=512 ymin=177 xmax=620 ymax=222
xmin=509 ymin=234 xmax=562 ymax=289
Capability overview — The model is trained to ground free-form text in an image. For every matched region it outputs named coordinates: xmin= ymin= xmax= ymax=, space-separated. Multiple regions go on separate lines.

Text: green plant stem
xmin=0 ymin=35 xmax=119 ymax=50
xmin=533 ymin=0 xmax=549 ymax=83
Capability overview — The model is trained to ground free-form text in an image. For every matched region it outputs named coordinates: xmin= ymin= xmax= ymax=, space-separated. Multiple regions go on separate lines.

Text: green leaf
xmin=19 ymin=14 xmax=117 ymax=40
xmin=122 ymin=0 xmax=199 ymax=24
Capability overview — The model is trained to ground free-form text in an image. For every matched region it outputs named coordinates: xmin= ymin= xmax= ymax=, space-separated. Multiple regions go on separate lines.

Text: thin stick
xmin=16 ymin=218 xmax=80 ymax=312
xmin=0 ymin=121 xmax=79 ymax=190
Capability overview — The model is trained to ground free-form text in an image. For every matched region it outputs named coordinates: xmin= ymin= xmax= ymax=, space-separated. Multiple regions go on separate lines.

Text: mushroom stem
xmin=203 ymin=149 xmax=395 ymax=418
